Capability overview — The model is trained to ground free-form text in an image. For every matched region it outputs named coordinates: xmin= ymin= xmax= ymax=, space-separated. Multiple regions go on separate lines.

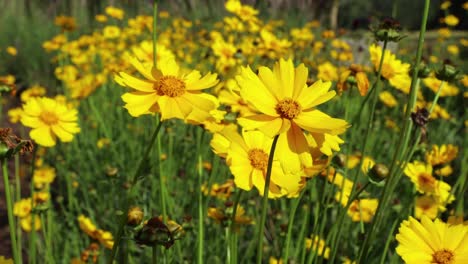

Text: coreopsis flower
xmin=337 ymin=64 xmax=369 ymax=96
xmin=403 ymin=162 xmax=453 ymax=204
xmin=20 ymin=97 xmax=80 ymax=147
xmin=259 ymin=29 xmax=292 ymax=58
xmin=369 ymin=44 xmax=411 ymax=93
xmin=347 ymin=199 xmax=379 ymax=222
xmin=444 ymin=15 xmax=460 ymax=26
xmin=425 ymin=144 xmax=458 ymax=167
xmin=20 ymin=215 xmax=41 ymax=232
xmin=54 ymin=15 xmax=76 ymax=32
xmin=317 ymin=61 xmax=339 ymax=82
xmin=414 ymin=195 xmax=439 ymax=220
xmin=305 ymin=235 xmax=330 ymax=259
xmin=396 ymin=216 xmax=468 ymax=263
xmin=379 ymin=91 xmax=398 ymax=107
xmin=105 ymin=6 xmax=124 ymax=20
xmin=6 ymin=46 xmax=17 ymax=56
xmin=423 ymin=75 xmax=460 ymax=97
xmin=103 ymin=26 xmax=121 ymax=39
xmin=201 ymin=179 xmax=235 ymax=200
xmin=20 ymin=85 xmax=46 ymax=102
xmin=226 ymin=130 xmax=293 ymax=198
xmin=131 ymin=40 xmax=175 ymax=65
xmin=207 ymin=205 xmax=253 ymax=226
xmin=116 ymin=57 xmax=219 ymax=123
xmin=236 ymin=58 xmax=348 ymax=137
xmin=13 ymin=198 xmax=32 ymax=218
xmin=33 ymin=167 xmax=56 ymax=189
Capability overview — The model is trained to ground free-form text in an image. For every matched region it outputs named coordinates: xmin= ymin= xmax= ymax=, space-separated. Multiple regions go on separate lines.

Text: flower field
xmin=0 ymin=0 xmax=467 ymax=263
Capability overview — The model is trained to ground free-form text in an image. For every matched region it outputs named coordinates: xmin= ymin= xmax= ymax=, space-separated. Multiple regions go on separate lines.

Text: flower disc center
xmin=432 ymin=249 xmax=454 ymax=264
xmin=248 ymin=148 xmax=269 ymax=171
xmin=156 ymin=76 xmax=185 ymax=97
xmin=275 ymin=98 xmax=301 ymax=119
xmin=39 ymin=111 xmax=59 ymax=125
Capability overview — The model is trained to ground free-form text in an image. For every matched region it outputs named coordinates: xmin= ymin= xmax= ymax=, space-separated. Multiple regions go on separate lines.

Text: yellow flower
xmin=116 ymin=57 xmax=219 ymax=123
xmin=6 ymin=46 xmax=17 ymax=56
xmin=361 ymin=156 xmax=375 ymax=174
xmin=305 ymin=235 xmax=330 ymax=259
xmin=269 ymin=257 xmax=283 ymax=264
xmin=131 ymin=40 xmax=175 ymax=65
xmin=33 ymin=167 xmax=56 ymax=188
xmin=347 ymin=198 xmax=378 ymax=222
xmin=105 ymin=6 xmax=124 ymax=20
xmin=444 ymin=15 xmax=459 ymax=26
xmin=236 ymin=58 xmax=348 ymax=137
xmin=423 ymin=75 xmax=459 ymax=97
xmin=379 ymin=91 xmax=398 ymax=107
xmin=369 ymin=44 xmax=411 ymax=93
xmin=20 ymin=97 xmax=80 ymax=147
xmin=438 ymin=27 xmax=451 ymax=38
xmin=440 ymin=1 xmax=451 ymax=10
xmin=20 ymin=84 xmax=46 ymax=102
xmin=14 ymin=198 xmax=32 ymax=218
xmin=447 ymin=45 xmax=459 ymax=56
xmin=226 ymin=130 xmax=291 ymax=198
xmin=96 ymin=230 xmax=114 ymax=249
xmin=54 ymin=15 xmax=76 ymax=32
xmin=425 ymin=144 xmax=458 ymax=166
xmin=403 ymin=162 xmax=452 ymax=200
xmin=20 ymin=214 xmax=41 ymax=232
xmin=103 ymin=26 xmax=121 ymax=39
xmin=201 ymin=179 xmax=235 ymax=200
xmin=414 ymin=195 xmax=439 ymax=220
xmin=396 ymin=216 xmax=468 ymax=263
xmin=95 ymin=14 xmax=107 ymax=23
xmin=337 ymin=64 xmax=369 ymax=96
xmin=317 ymin=62 xmax=339 ymax=82
xmin=7 ymin=107 xmax=23 ymax=123
xmin=97 ymin=138 xmax=111 ymax=149
xmin=0 ymin=256 xmax=13 ymax=264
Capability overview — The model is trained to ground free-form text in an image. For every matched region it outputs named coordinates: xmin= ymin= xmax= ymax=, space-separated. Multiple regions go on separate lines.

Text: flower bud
xmin=372 ymin=18 xmax=405 ymax=42
xmin=368 ymin=163 xmax=389 ymax=184
xmin=435 ymin=62 xmax=462 ymax=82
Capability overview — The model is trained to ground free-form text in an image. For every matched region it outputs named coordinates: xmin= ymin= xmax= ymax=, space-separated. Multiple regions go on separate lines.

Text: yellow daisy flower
xmin=444 ymin=15 xmax=460 ymax=26
xmin=347 ymin=198 xmax=379 ymax=222
xmin=425 ymin=144 xmax=459 ymax=166
xmin=403 ymin=161 xmax=452 ymax=199
xmin=20 ymin=97 xmax=80 ymax=147
xmin=414 ymin=195 xmax=439 ymax=220
xmin=116 ymin=57 xmax=219 ymax=123
xmin=305 ymin=235 xmax=330 ymax=259
xmin=369 ymin=44 xmax=411 ymax=93
xmin=396 ymin=216 xmax=468 ymax=263
xmin=236 ymin=58 xmax=348 ymax=137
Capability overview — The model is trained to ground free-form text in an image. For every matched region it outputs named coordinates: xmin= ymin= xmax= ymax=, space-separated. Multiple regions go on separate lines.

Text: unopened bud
xmin=369 ymin=164 xmax=389 ymax=184
xmin=372 ymin=17 xmax=405 ymax=42
xmin=435 ymin=63 xmax=462 ymax=82
xmin=332 ymin=153 xmax=346 ymax=168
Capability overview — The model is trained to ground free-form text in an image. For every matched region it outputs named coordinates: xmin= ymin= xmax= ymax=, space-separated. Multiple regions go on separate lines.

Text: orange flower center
xmin=248 ymin=148 xmax=269 ymax=171
xmin=381 ymin=63 xmax=395 ymax=79
xmin=418 ymin=172 xmax=436 ymax=191
xmin=155 ymin=76 xmax=185 ymax=97
xmin=39 ymin=111 xmax=59 ymax=125
xmin=432 ymin=249 xmax=454 ymax=264
xmin=275 ymin=98 xmax=301 ymax=119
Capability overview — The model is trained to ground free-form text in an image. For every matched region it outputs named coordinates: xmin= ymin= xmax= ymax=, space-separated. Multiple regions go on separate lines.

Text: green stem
xmin=14 ymin=154 xmax=23 ymax=264
xmin=283 ymin=191 xmax=304 ymax=263
xmin=2 ymin=159 xmax=20 ymax=264
xmin=256 ymin=135 xmax=280 ymax=264
xmin=357 ymin=1 xmax=430 ymax=261
xmin=29 ymin=147 xmax=37 ymax=264
xmin=196 ymin=128 xmax=206 ymax=264
xmin=152 ymin=245 xmax=157 ymax=264
xmin=109 ymin=119 xmax=163 ymax=263
xmin=157 ymin=127 xmax=167 ymax=222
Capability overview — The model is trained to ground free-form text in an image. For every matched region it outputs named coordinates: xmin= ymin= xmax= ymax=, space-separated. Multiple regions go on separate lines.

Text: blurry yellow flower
xmin=33 ymin=167 xmax=56 ymax=188
xmin=116 ymin=57 xmax=219 ymax=122
xmin=132 ymin=40 xmax=175 ymax=64
xmin=464 ymin=1 xmax=468 ymax=10
xmin=444 ymin=15 xmax=459 ymax=26
xmin=78 ymin=215 xmax=98 ymax=238
xmin=20 ymin=84 xmax=47 ymax=102
xmin=95 ymin=14 xmax=107 ymax=22
xmin=103 ymin=26 xmax=121 ymax=39
xmin=97 ymin=138 xmax=111 ymax=149
xmin=159 ymin=11 xmax=169 ymax=18
xmin=201 ymin=179 xmax=235 ymax=200
xmin=13 ymin=198 xmax=32 ymax=218
xmin=305 ymin=235 xmax=330 ymax=259
xmin=54 ymin=15 xmax=76 ymax=32
xmin=379 ymin=91 xmax=398 ymax=107
xmin=347 ymin=198 xmax=378 ymax=222
xmin=0 ymin=256 xmax=13 ymax=264
xmin=208 ymin=205 xmax=253 ymax=225
xmin=423 ymin=75 xmax=459 ymax=96
xmin=396 ymin=216 xmax=468 ymax=264
xmin=414 ymin=195 xmax=439 ymax=220
xmin=369 ymin=44 xmax=411 ymax=93
xmin=6 ymin=46 xmax=17 ymax=56
xmin=322 ymin=30 xmax=335 ymax=39
xmin=440 ymin=1 xmax=451 ymax=10
xmin=337 ymin=64 xmax=369 ymax=96
xmin=7 ymin=107 xmax=23 ymax=123
xmin=105 ymin=6 xmax=124 ymax=20
xmin=20 ymin=97 xmax=80 ymax=147
xmin=425 ymin=144 xmax=458 ymax=166
xmin=96 ymin=230 xmax=114 ymax=249
xmin=447 ymin=44 xmax=459 ymax=55
xmin=438 ymin=27 xmax=451 ymax=38
xmin=361 ymin=156 xmax=375 ymax=174
xmin=20 ymin=214 xmax=41 ymax=232
xmin=225 ymin=0 xmax=259 ymax=23
xmin=269 ymin=257 xmax=283 ymax=264
xmin=317 ymin=62 xmax=339 ymax=82
xmin=435 ymin=165 xmax=453 ymax=177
